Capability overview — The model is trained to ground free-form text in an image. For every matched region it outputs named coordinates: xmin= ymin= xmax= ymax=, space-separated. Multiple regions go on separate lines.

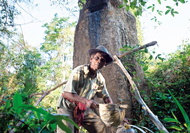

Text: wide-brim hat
xmin=88 ymin=45 xmax=113 ymax=64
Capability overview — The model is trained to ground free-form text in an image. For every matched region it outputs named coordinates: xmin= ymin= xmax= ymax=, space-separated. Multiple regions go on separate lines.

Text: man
xmin=57 ymin=45 xmax=113 ymax=133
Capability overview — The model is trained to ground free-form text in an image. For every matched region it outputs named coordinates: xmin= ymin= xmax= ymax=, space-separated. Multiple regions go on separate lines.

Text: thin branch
xmin=118 ymin=41 xmax=157 ymax=59
xmin=16 ymin=2 xmax=43 ymax=23
xmin=30 ymin=81 xmax=67 ymax=98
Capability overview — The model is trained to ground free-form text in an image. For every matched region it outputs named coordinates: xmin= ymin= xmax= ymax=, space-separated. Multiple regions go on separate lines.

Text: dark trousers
xmin=57 ymin=107 xmax=107 ymax=133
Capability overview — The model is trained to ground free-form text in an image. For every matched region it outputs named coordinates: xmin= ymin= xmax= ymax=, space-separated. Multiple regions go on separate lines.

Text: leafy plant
xmin=164 ymin=90 xmax=190 ymax=132
xmin=1 ymin=92 xmax=78 ymax=132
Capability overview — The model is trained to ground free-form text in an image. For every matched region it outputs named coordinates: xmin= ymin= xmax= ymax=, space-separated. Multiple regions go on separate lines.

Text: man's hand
xmin=63 ymin=91 xmax=99 ymax=109
xmin=85 ymin=99 xmax=99 ymax=109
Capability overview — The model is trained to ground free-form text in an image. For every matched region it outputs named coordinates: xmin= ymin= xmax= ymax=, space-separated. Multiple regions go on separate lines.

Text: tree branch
xmin=118 ymin=41 xmax=157 ymax=59
xmin=30 ymin=81 xmax=67 ymax=98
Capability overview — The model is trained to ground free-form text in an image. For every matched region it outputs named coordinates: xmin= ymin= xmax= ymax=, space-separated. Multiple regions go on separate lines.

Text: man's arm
xmin=103 ymin=97 xmax=113 ymax=104
xmin=63 ymin=91 xmax=99 ymax=109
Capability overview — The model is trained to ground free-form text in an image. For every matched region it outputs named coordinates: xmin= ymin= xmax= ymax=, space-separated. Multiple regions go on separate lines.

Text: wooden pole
xmin=118 ymin=41 xmax=157 ymax=59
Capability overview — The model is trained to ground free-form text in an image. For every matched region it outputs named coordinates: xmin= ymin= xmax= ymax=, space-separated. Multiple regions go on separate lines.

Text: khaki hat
xmin=88 ymin=45 xmax=113 ymax=64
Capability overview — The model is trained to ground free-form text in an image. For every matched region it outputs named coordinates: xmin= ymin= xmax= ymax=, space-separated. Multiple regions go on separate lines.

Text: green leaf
xmin=141 ymin=1 xmax=147 ymax=6
xmin=164 ymin=118 xmax=179 ymax=123
xmin=168 ymin=90 xmax=190 ymax=131
xmin=6 ymin=100 xmax=10 ymax=109
xmin=34 ymin=111 xmax=41 ymax=119
xmin=165 ymin=10 xmax=170 ymax=15
xmin=149 ymin=55 xmax=153 ymax=60
xmin=157 ymin=0 xmax=161 ymax=4
xmin=126 ymin=5 xmax=130 ymax=11
xmin=119 ymin=4 xmax=124 ymax=8
xmin=143 ymin=66 xmax=148 ymax=71
xmin=54 ymin=115 xmax=78 ymax=133
xmin=152 ymin=7 xmax=155 ymax=12
xmin=167 ymin=125 xmax=183 ymax=131
xmin=158 ymin=57 xmax=163 ymax=61
xmin=147 ymin=6 xmax=152 ymax=9
xmin=180 ymin=0 xmax=185 ymax=3
xmin=166 ymin=6 xmax=172 ymax=9
xmin=124 ymin=0 xmax=128 ymax=4
xmin=13 ymin=92 xmax=23 ymax=114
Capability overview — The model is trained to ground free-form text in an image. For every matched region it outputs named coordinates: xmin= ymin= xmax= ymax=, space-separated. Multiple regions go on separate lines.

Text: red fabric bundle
xmin=62 ymin=93 xmax=87 ymax=133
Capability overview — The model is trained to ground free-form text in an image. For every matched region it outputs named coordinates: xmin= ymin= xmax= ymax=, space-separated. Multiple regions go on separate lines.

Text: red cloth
xmin=74 ymin=102 xmax=87 ymax=126
xmin=62 ymin=93 xmax=87 ymax=133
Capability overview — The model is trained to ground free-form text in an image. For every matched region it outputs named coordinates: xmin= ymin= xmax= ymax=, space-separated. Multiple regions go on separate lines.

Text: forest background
xmin=0 ymin=0 xmax=190 ymax=132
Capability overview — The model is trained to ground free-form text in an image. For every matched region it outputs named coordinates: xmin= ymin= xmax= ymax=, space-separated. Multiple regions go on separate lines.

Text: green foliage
xmin=118 ymin=0 xmax=186 ymax=17
xmin=1 ymin=11 xmax=76 ymax=132
xmin=163 ymin=90 xmax=190 ymax=132
xmin=146 ymin=42 xmax=190 ymax=132
xmin=120 ymin=40 xmax=190 ymax=132
xmin=0 ymin=92 xmax=78 ymax=132
xmin=39 ymin=14 xmax=76 ymax=108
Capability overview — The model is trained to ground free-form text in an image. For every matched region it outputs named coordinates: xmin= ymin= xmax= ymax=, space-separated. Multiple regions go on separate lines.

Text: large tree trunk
xmin=73 ymin=0 xmax=152 ymax=132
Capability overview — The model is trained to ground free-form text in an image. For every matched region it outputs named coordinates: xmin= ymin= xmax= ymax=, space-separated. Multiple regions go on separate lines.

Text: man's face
xmin=90 ymin=52 xmax=106 ymax=71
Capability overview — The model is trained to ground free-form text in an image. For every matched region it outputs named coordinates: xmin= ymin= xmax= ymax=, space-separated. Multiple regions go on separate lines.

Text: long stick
xmin=30 ymin=81 xmax=67 ymax=98
xmin=113 ymin=55 xmax=169 ymax=133
xmin=118 ymin=41 xmax=157 ymax=59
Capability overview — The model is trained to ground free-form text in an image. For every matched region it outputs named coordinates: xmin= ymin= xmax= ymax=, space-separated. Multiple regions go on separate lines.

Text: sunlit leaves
xmin=147 ymin=4 xmax=155 ymax=12
xmin=168 ymin=90 xmax=190 ymax=131
xmin=143 ymin=66 xmax=148 ymax=71
xmin=165 ymin=6 xmax=179 ymax=16
xmin=164 ymin=117 xmax=180 ymax=123
xmin=151 ymin=16 xmax=157 ymax=22
xmin=179 ymin=0 xmax=185 ymax=3
xmin=157 ymin=10 xmax=163 ymax=16
xmin=157 ymin=0 xmax=161 ymax=5
xmin=119 ymin=4 xmax=124 ymax=8
xmin=13 ymin=92 xmax=23 ymax=114
xmin=6 ymin=92 xmax=78 ymax=132
xmin=173 ymin=0 xmax=186 ymax=6
xmin=5 ymin=100 xmax=11 ymax=109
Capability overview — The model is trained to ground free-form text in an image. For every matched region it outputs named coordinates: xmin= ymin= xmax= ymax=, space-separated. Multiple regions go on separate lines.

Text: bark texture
xmin=73 ymin=0 xmax=152 ymax=132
